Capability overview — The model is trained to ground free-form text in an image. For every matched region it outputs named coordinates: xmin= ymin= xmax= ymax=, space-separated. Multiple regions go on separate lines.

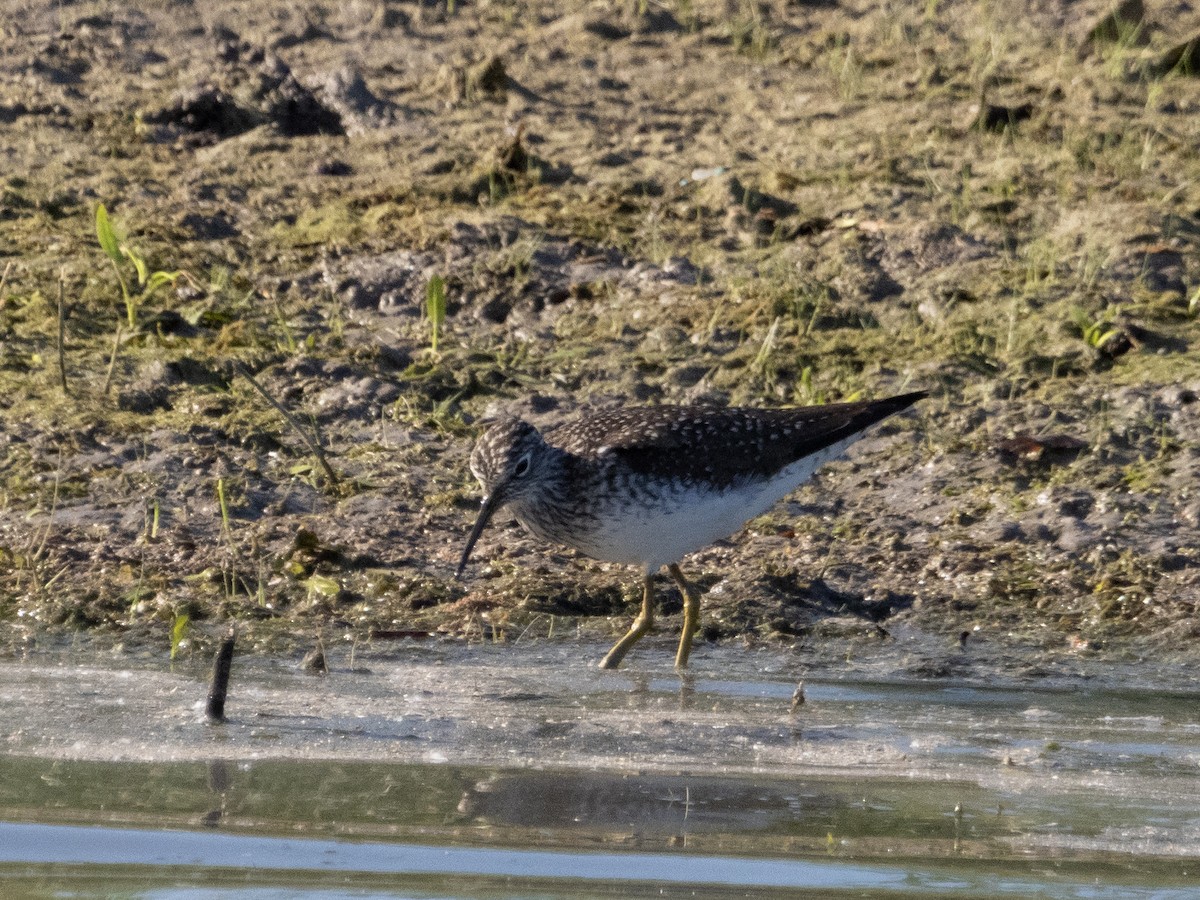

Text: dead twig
xmin=57 ymin=271 xmax=69 ymax=396
xmin=205 ymin=627 xmax=237 ymax=723
xmin=0 ymin=261 xmax=12 ymax=311
xmin=238 ymin=363 xmax=340 ymax=490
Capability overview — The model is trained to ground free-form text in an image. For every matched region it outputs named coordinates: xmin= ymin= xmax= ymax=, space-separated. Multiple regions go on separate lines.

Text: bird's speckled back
xmin=542 ymin=393 xmax=925 ymax=489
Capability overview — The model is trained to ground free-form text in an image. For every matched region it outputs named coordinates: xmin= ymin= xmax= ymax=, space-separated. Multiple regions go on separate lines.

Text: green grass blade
xmin=144 ymin=270 xmax=180 ymax=296
xmin=426 ymin=274 xmax=447 ymax=353
xmin=95 ymin=204 xmax=124 ymax=266
xmin=170 ymin=613 xmax=189 ymax=660
xmin=129 ymin=249 xmax=148 ymax=287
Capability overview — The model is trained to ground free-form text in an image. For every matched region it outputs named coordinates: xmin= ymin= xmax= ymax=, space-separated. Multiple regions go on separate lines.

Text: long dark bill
xmin=455 ymin=493 xmax=501 ymax=580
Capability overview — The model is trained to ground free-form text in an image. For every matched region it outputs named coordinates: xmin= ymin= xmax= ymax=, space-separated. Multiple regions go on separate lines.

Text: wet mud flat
xmin=2 ymin=640 xmax=1199 ymax=897
xmin=1 ymin=0 xmax=1199 ymax=664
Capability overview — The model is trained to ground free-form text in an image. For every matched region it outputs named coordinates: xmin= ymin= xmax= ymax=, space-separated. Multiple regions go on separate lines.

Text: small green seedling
xmin=797 ymin=366 xmax=827 ymax=405
xmin=147 ymin=499 xmax=160 ymax=541
xmin=1070 ymin=306 xmax=1118 ymax=349
xmin=170 ymin=613 xmax=189 ymax=660
xmin=95 ymin=203 xmax=181 ymax=330
xmin=426 ymin=274 xmax=447 ymax=353
xmin=216 ymin=477 xmax=231 ymax=535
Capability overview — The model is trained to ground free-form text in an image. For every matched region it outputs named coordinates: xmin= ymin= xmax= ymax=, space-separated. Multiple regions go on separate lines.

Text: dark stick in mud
xmin=238 ymin=364 xmax=340 ymax=490
xmin=205 ymin=629 xmax=236 ymax=723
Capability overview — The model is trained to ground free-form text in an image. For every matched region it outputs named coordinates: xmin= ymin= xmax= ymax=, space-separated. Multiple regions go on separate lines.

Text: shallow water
xmin=1 ymin=640 xmax=1198 ymax=897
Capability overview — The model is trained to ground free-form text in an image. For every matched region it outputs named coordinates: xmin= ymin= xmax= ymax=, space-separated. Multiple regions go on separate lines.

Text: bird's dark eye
xmin=513 ymin=454 xmax=531 ymax=477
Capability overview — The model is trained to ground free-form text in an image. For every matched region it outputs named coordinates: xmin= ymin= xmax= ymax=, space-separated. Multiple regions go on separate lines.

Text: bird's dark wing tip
xmin=883 ymin=389 xmax=929 ymax=411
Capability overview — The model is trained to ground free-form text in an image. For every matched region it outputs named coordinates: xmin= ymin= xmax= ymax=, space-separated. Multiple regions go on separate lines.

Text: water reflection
xmin=0 ymin=753 xmax=1188 ymax=862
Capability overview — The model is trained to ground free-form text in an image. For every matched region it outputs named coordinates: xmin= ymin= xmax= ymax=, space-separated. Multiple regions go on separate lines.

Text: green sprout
xmin=1070 ymin=306 xmax=1119 ymax=349
xmin=170 ymin=613 xmax=189 ymax=660
xmin=797 ymin=366 xmax=827 ymax=405
xmin=95 ymin=203 xmax=181 ymax=330
xmin=216 ymin=477 xmax=231 ymax=535
xmin=426 ymin=274 xmax=447 ymax=353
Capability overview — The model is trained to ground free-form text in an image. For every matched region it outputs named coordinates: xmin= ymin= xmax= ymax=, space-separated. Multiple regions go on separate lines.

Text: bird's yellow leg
xmin=669 ymin=564 xmax=702 ymax=670
xmin=599 ymin=574 xmax=655 ymax=670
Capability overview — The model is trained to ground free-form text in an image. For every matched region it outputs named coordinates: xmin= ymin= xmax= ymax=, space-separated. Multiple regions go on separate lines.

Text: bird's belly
xmin=582 ymin=486 xmax=770 ymax=570
xmin=541 ymin=442 xmax=849 ymax=572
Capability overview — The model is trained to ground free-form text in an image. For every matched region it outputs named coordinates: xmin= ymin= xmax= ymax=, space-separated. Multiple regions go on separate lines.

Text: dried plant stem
xmin=57 ymin=271 xmax=69 ymax=396
xmin=102 ymin=324 xmax=123 ymax=395
xmin=238 ymin=364 xmax=339 ymax=490
xmin=0 ymin=261 xmax=12 ymax=311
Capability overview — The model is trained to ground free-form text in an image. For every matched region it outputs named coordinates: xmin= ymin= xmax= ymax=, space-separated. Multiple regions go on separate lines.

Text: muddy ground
xmin=1 ymin=0 xmax=1198 ymax=671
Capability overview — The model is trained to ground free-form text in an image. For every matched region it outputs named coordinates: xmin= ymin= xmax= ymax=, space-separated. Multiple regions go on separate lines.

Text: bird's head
xmin=456 ymin=418 xmax=550 ymax=578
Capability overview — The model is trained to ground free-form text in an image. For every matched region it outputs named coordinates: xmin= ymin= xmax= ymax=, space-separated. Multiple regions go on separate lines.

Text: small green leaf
xmin=183 ymin=567 xmax=222 ymax=583
xmin=144 ymin=270 xmax=179 ymax=296
xmin=128 ymin=249 xmax=148 ymax=287
xmin=427 ymin=275 xmax=447 ymax=321
xmin=303 ymin=574 xmax=341 ymax=597
xmin=180 ymin=303 xmax=207 ymax=326
xmin=170 ymin=613 xmax=190 ymax=660
xmin=95 ymin=204 xmax=124 ymax=266
xmin=426 ymin=274 xmax=447 ymax=353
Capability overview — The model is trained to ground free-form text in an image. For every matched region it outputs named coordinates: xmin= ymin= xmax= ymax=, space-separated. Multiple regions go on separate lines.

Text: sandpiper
xmin=457 ymin=391 xmax=926 ymax=669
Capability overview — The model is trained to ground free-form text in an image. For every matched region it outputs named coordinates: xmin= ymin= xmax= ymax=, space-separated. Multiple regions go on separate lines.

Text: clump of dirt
xmin=145 ymin=30 xmax=346 ymax=141
xmin=1 ymin=0 xmax=1198 ymax=668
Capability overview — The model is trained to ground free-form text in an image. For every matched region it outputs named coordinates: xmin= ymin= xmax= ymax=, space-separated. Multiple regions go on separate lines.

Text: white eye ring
xmin=513 ymin=453 xmax=532 ymax=477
